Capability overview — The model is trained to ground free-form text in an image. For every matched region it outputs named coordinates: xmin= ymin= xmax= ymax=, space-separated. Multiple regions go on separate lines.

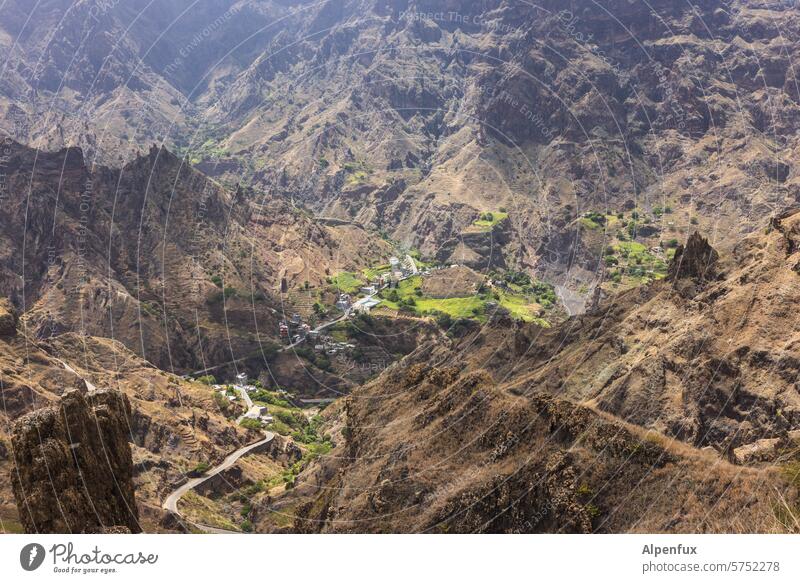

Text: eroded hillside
xmin=261 ymin=211 xmax=800 ymax=533
xmin=0 ymin=141 xmax=388 ymax=371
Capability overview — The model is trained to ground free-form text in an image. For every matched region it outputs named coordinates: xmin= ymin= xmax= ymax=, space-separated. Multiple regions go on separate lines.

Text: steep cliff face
xmin=3 ymin=1 xmax=798 ymax=293
xmin=11 ymin=389 xmax=140 ymax=534
xmin=0 ymin=141 xmax=386 ymax=371
xmin=268 ymin=215 xmax=800 ymax=533
xmin=668 ymin=231 xmax=720 ymax=282
xmin=0 ymin=299 xmax=17 ymax=337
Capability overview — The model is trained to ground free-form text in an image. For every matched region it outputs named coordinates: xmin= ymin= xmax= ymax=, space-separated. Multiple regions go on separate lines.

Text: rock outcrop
xmin=285 ymin=360 xmax=794 ymax=533
xmin=668 ymin=232 xmax=719 ymax=282
xmin=0 ymin=299 xmax=17 ymax=337
xmin=10 ymin=389 xmax=141 ymax=534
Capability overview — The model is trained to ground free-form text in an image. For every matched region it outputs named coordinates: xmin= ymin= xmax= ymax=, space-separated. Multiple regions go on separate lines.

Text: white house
xmin=353 ymin=296 xmax=381 ymax=314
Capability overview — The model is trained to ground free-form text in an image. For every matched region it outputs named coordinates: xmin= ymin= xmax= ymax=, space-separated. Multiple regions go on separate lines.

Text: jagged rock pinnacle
xmin=668 ymin=232 xmax=719 ymax=282
xmin=11 ymin=389 xmax=141 ymax=534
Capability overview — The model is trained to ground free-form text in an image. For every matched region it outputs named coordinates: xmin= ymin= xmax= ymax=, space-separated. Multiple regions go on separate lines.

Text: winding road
xmin=162 ymin=431 xmax=274 ymax=533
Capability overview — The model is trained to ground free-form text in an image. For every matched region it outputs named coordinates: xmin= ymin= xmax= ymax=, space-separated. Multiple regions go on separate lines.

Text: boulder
xmin=0 ymin=298 xmax=18 ymax=336
xmin=10 ymin=389 xmax=141 ymax=533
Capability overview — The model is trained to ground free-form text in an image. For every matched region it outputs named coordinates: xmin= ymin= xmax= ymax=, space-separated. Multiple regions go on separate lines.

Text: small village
xmin=199 ymin=247 xmax=560 ymax=441
xmin=275 ymin=253 xmax=422 ymax=355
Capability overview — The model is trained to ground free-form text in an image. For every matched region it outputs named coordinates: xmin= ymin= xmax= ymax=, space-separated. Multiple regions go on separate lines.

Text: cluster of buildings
xmin=334 ymin=255 xmax=422 ymax=316
xmin=335 ymin=286 xmax=382 ymax=316
xmin=215 ymin=373 xmax=275 ymax=424
xmin=352 ymin=295 xmax=381 ymax=314
xmin=313 ymin=334 xmax=356 ymax=356
xmin=279 ymin=312 xmax=317 ymax=344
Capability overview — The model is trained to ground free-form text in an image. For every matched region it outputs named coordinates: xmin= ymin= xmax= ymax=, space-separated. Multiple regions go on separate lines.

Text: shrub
xmin=197 ymin=375 xmax=216 ymax=385
xmin=432 ymin=311 xmax=452 ymax=329
xmin=269 ymin=419 xmax=293 ymax=435
xmin=188 ymin=462 xmax=210 ymax=477
xmin=210 ymin=275 xmax=222 ymax=287
xmin=251 ymin=390 xmax=291 ymax=408
xmin=504 ymin=271 xmax=531 ymax=287
xmin=239 ymin=418 xmax=262 ymax=431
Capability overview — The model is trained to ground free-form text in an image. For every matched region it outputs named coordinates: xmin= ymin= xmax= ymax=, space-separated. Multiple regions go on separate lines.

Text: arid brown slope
xmin=488 ymin=212 xmax=800 ymax=453
xmin=276 ymin=361 xmax=795 ymax=533
xmin=0 ymin=308 xmax=257 ymax=532
xmin=262 ymin=215 xmax=800 ymax=533
xmin=0 ymin=141 xmax=387 ymax=371
xmin=198 ymin=0 xmax=800 ymax=292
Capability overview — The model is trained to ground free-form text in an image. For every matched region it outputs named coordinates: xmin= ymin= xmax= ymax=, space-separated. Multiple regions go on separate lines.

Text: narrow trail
xmin=162 ymin=432 xmax=275 ymax=534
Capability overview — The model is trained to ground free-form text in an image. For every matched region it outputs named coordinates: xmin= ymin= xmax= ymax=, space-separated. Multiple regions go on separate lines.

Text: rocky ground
xmin=264 ymin=211 xmax=800 ymax=533
xmin=3 ymin=1 xmax=799 ymax=298
xmin=0 ymin=301 xmax=263 ymax=533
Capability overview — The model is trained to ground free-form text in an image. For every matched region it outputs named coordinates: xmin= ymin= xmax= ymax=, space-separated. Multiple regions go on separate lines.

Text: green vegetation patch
xmin=581 ymin=211 xmax=623 ymax=231
xmin=362 ymin=264 xmax=390 ymax=280
xmin=331 ymin=271 xmax=363 ymax=294
xmin=343 ymin=161 xmax=372 ymax=186
xmin=472 ymin=210 xmax=509 ymax=231
xmin=415 ymin=296 xmax=486 ymax=319
xmin=375 ymin=271 xmax=553 ymax=325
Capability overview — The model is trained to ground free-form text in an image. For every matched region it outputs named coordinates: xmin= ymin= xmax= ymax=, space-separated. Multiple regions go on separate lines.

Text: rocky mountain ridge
xmin=0 ymin=140 xmax=386 ymax=372
xmin=3 ymin=1 xmax=800 ymax=297
xmin=265 ymin=210 xmax=800 ymax=533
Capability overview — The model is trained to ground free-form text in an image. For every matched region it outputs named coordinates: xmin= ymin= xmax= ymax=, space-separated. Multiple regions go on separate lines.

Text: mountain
xmin=2 ymin=0 xmax=800 ymax=536
xmin=0 ymin=140 xmax=387 ymax=372
xmin=4 ymin=1 xmax=800 ymax=305
xmin=255 ymin=210 xmax=800 ymax=533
